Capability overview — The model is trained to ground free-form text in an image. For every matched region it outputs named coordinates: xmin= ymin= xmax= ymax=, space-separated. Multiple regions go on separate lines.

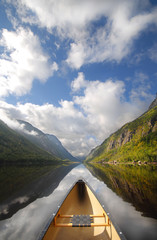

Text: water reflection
xmin=0 ymin=164 xmax=157 ymax=240
xmin=0 ymin=164 xmax=77 ymax=220
xmin=86 ymin=163 xmax=157 ymax=219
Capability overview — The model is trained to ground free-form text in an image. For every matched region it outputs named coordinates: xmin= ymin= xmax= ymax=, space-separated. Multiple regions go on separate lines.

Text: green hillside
xmin=85 ymin=105 xmax=157 ymax=164
xmin=0 ymin=120 xmax=61 ymax=166
xmin=16 ymin=120 xmax=78 ymax=162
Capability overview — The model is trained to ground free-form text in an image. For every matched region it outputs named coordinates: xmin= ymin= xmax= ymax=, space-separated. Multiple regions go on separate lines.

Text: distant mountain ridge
xmin=16 ymin=120 xmax=78 ymax=162
xmin=0 ymin=120 xmax=60 ymax=165
xmin=85 ymin=96 xmax=157 ymax=163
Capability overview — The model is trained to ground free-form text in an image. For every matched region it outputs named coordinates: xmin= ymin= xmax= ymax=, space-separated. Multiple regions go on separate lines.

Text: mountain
xmin=16 ymin=120 xmax=78 ymax=162
xmin=85 ymin=97 xmax=157 ymax=163
xmin=0 ymin=120 xmax=61 ymax=166
xmin=149 ymin=94 xmax=157 ymax=110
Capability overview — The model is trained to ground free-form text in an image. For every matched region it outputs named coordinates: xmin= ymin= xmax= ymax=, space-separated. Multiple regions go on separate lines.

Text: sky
xmin=0 ymin=0 xmax=157 ymax=157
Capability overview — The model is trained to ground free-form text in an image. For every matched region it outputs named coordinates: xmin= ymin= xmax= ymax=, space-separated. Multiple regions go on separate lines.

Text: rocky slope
xmin=85 ymin=97 xmax=157 ymax=163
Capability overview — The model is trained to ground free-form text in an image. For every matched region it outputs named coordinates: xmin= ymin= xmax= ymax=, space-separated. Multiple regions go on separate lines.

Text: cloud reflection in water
xmin=0 ymin=164 xmax=157 ymax=240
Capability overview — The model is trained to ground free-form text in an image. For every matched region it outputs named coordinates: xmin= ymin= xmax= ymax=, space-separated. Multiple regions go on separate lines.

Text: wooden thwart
xmin=54 ymin=212 xmax=111 ymax=228
xmin=59 ymin=214 xmax=106 ymax=218
xmin=54 ymin=223 xmax=111 ymax=227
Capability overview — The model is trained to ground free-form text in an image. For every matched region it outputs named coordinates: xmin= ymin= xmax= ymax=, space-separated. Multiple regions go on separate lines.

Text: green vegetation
xmin=86 ymin=162 xmax=157 ymax=218
xmin=85 ymin=103 xmax=157 ymax=218
xmin=0 ymin=120 xmax=74 ymax=204
xmin=85 ymin=106 xmax=157 ymax=163
xmin=0 ymin=120 xmax=73 ymax=203
xmin=0 ymin=120 xmax=62 ymax=166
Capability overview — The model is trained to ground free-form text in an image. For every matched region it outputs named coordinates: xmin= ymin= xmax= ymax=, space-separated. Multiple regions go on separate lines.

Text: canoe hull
xmin=42 ymin=180 xmax=124 ymax=240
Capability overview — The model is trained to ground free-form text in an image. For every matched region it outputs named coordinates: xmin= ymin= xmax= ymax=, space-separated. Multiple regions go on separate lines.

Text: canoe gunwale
xmin=37 ymin=179 xmax=82 ymax=240
xmin=37 ymin=178 xmax=126 ymax=240
xmin=84 ymin=179 xmax=127 ymax=240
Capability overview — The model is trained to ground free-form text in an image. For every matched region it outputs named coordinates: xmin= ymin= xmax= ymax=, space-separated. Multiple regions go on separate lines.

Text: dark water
xmin=0 ymin=164 xmax=157 ymax=240
xmin=0 ymin=164 xmax=77 ymax=220
xmin=86 ymin=163 xmax=157 ymax=219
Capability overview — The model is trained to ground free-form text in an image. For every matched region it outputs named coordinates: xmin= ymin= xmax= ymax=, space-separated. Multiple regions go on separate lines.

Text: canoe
xmin=40 ymin=179 xmax=125 ymax=240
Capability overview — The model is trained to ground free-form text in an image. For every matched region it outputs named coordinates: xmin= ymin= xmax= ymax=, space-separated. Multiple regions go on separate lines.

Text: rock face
xmin=107 ymin=129 xmax=135 ymax=151
xmin=86 ymin=97 xmax=157 ymax=163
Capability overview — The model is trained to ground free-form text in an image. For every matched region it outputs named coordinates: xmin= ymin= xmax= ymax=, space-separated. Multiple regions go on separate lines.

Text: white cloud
xmin=66 ymin=5 xmax=157 ymax=68
xmin=18 ymin=123 xmax=39 ymax=136
xmin=129 ymin=72 xmax=153 ymax=103
xmin=0 ymin=27 xmax=58 ymax=97
xmin=6 ymin=0 xmax=157 ymax=68
xmin=148 ymin=43 xmax=157 ymax=62
xmin=71 ymin=72 xmax=87 ymax=92
xmin=72 ymin=76 xmax=144 ymax=140
xmin=66 ymin=43 xmax=86 ymax=69
xmin=0 ymin=72 xmax=153 ymax=156
xmin=0 ymin=1 xmax=155 ymax=157
xmin=12 ymin=0 xmax=107 ymax=35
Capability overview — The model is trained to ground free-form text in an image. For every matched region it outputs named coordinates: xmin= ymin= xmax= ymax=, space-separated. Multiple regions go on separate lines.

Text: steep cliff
xmin=86 ymin=97 xmax=157 ymax=163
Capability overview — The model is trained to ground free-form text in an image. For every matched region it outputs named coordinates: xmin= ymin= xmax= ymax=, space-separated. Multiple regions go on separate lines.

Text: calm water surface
xmin=0 ymin=164 xmax=157 ymax=240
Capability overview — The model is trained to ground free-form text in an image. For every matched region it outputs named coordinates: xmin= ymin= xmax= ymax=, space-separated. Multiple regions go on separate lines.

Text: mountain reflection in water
xmin=0 ymin=164 xmax=77 ymax=220
xmin=86 ymin=163 xmax=157 ymax=219
xmin=0 ymin=164 xmax=157 ymax=240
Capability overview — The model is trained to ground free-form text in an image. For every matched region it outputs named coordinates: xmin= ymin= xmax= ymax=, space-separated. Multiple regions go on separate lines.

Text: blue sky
xmin=0 ymin=0 xmax=157 ymax=157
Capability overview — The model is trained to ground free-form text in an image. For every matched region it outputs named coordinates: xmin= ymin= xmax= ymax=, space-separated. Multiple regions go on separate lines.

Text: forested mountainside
xmin=0 ymin=120 xmax=61 ymax=166
xmin=85 ymin=97 xmax=157 ymax=163
xmin=16 ymin=120 xmax=78 ymax=162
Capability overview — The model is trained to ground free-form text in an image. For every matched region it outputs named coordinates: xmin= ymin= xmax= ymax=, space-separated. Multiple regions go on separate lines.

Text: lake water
xmin=0 ymin=164 xmax=157 ymax=240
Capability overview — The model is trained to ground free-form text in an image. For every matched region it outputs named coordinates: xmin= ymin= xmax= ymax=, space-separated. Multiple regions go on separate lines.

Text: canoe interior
xmin=43 ymin=180 xmax=122 ymax=240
